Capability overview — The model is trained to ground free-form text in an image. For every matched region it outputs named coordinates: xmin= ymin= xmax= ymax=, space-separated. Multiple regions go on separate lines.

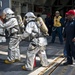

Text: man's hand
xmin=64 ymin=38 xmax=66 ymax=41
xmin=72 ymin=38 xmax=75 ymax=42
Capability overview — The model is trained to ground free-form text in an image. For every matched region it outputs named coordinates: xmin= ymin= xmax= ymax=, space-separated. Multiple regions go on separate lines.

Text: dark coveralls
xmin=64 ymin=19 xmax=75 ymax=63
xmin=45 ymin=17 xmax=53 ymax=36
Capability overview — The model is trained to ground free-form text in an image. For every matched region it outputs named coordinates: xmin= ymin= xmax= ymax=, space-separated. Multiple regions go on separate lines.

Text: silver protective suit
xmin=24 ymin=17 xmax=49 ymax=70
xmin=0 ymin=15 xmax=21 ymax=61
xmin=0 ymin=19 xmax=6 ymax=42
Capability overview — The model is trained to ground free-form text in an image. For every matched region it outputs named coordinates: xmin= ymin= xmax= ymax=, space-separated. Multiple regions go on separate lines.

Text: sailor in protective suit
xmin=0 ymin=16 xmax=6 ymax=42
xmin=0 ymin=8 xmax=21 ymax=64
xmin=22 ymin=12 xmax=49 ymax=70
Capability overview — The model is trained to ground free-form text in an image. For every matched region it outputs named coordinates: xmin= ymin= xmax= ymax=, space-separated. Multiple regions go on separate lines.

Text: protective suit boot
xmin=15 ymin=59 xmax=21 ymax=62
xmin=4 ymin=59 xmax=15 ymax=64
xmin=22 ymin=66 xmax=27 ymax=70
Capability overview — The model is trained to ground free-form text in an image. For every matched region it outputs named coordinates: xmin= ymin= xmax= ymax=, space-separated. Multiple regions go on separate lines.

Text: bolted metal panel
xmin=57 ymin=0 xmax=69 ymax=10
xmin=45 ymin=0 xmax=56 ymax=6
xmin=34 ymin=0 xmax=46 ymax=5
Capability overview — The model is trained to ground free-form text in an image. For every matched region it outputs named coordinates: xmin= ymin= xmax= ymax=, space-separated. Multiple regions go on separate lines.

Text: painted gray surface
xmin=0 ymin=0 xmax=10 ymax=15
xmin=0 ymin=36 xmax=65 ymax=75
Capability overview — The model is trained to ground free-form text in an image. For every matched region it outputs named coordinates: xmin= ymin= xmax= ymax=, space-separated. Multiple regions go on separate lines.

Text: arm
xmin=63 ymin=26 xmax=66 ymax=41
xmin=60 ymin=18 xmax=65 ymax=27
xmin=25 ymin=22 xmax=39 ymax=37
xmin=72 ymin=22 xmax=75 ymax=42
xmin=0 ymin=20 xmax=4 ymax=28
xmin=3 ymin=18 xmax=18 ymax=29
xmin=25 ymin=22 xmax=33 ymax=34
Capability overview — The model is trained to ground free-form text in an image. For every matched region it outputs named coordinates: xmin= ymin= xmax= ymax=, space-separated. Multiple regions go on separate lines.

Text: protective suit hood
xmin=25 ymin=12 xmax=36 ymax=22
xmin=25 ymin=12 xmax=36 ymax=18
xmin=3 ymin=8 xmax=14 ymax=15
xmin=3 ymin=8 xmax=15 ymax=19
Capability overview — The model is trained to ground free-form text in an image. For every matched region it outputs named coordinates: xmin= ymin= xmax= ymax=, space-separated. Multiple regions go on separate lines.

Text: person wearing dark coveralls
xmin=45 ymin=13 xmax=53 ymax=36
xmin=63 ymin=10 xmax=75 ymax=65
xmin=63 ymin=12 xmax=69 ymax=57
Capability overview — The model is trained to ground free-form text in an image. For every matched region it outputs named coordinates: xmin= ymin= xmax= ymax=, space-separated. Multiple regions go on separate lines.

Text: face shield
xmin=25 ymin=12 xmax=36 ymax=22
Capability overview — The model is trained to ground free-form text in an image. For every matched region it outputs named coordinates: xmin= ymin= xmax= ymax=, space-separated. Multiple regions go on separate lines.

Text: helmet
xmin=3 ymin=8 xmax=14 ymax=15
xmin=55 ymin=11 xmax=60 ymax=14
xmin=25 ymin=12 xmax=36 ymax=18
